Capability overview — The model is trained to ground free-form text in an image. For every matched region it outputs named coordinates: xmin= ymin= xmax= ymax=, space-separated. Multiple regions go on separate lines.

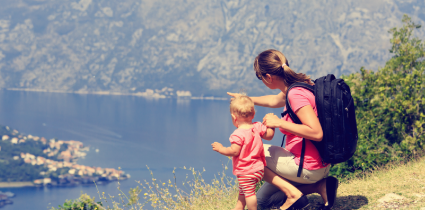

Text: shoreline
xmin=0 ymin=182 xmax=35 ymax=188
xmin=4 ymin=88 xmax=228 ymax=100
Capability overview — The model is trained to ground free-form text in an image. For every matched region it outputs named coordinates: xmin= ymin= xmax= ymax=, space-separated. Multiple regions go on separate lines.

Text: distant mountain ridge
xmin=0 ymin=0 xmax=424 ymax=97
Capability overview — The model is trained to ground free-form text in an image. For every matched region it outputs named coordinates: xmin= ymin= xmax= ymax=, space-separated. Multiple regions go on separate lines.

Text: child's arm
xmin=262 ymin=127 xmax=275 ymax=141
xmin=211 ymin=142 xmax=241 ymax=157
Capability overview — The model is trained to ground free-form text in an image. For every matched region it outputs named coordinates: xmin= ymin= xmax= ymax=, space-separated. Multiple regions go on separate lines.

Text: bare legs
xmin=231 ymin=194 xmax=258 ymax=210
xmin=231 ymin=194 xmax=246 ymax=210
xmin=245 ymin=195 xmax=258 ymax=210
xmin=262 ymin=167 xmax=333 ymax=209
xmin=262 ymin=167 xmax=303 ymax=209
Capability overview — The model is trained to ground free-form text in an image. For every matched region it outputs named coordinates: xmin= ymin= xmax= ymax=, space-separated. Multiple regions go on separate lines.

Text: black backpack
xmin=281 ymin=74 xmax=358 ymax=177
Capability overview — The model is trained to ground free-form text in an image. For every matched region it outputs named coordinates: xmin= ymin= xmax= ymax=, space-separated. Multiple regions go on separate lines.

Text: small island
xmin=0 ymin=125 xmax=130 ymax=188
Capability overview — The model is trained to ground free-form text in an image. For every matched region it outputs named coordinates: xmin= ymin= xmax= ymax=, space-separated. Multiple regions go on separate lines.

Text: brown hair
xmin=230 ymin=95 xmax=255 ymax=119
xmin=254 ymin=49 xmax=312 ymax=86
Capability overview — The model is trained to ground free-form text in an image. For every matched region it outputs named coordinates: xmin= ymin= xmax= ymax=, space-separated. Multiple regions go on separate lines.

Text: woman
xmin=228 ymin=49 xmax=338 ymax=210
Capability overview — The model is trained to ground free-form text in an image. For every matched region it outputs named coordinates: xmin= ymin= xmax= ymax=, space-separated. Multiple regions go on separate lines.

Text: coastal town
xmin=0 ymin=126 xmax=130 ymax=208
xmin=1 ymin=127 xmax=130 ymax=187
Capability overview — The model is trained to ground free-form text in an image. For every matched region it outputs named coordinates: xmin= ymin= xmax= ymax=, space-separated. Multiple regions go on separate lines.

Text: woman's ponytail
xmin=254 ymin=49 xmax=311 ymax=86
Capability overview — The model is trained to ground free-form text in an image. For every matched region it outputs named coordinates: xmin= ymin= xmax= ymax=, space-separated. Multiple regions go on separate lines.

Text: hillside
xmin=0 ymin=0 xmax=424 ymax=97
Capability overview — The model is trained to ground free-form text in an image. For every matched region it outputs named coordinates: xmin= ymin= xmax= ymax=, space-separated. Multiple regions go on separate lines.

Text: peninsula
xmin=0 ymin=125 xmax=129 ymax=188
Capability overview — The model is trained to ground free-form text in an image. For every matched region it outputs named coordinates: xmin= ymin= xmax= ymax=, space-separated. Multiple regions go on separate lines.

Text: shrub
xmin=55 ymin=193 xmax=103 ymax=210
xmin=332 ymin=15 xmax=425 ymax=177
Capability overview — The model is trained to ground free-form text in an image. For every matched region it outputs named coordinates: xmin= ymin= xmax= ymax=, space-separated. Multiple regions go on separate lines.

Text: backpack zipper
xmin=345 ymin=97 xmax=353 ymax=118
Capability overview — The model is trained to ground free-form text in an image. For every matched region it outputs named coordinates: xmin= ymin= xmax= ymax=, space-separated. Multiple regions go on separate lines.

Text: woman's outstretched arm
xmin=227 ymin=92 xmax=286 ymax=108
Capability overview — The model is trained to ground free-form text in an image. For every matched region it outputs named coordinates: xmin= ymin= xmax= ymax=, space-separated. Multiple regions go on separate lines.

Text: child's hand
xmin=211 ymin=142 xmax=224 ymax=152
xmin=263 ymin=113 xmax=282 ymax=128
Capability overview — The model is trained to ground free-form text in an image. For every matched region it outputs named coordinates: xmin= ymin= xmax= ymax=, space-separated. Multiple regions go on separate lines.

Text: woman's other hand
xmin=263 ymin=113 xmax=282 ymax=128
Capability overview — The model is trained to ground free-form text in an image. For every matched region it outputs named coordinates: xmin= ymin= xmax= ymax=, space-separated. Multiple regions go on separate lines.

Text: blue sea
xmin=0 ymin=90 xmax=283 ymax=210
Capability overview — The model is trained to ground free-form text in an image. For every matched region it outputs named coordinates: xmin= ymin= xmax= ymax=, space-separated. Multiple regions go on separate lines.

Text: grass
xmin=53 ymin=156 xmax=425 ymax=210
xmin=307 ymin=156 xmax=425 ymax=209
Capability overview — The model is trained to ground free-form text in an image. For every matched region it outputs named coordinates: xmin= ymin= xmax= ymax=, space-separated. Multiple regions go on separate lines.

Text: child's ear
xmin=231 ymin=113 xmax=237 ymax=121
xmin=249 ymin=111 xmax=255 ymax=121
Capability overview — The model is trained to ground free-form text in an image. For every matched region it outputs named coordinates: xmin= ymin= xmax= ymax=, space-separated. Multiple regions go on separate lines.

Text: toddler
xmin=212 ymin=95 xmax=275 ymax=210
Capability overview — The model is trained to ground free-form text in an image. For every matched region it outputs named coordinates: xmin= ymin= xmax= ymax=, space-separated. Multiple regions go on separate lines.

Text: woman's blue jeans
xmin=257 ymin=181 xmax=288 ymax=209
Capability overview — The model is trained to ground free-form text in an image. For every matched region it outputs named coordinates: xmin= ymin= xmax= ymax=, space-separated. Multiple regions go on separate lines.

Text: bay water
xmin=0 ymin=90 xmax=283 ymax=210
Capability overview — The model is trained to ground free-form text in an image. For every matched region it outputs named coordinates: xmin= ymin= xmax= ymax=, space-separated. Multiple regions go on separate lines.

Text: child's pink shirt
xmin=229 ymin=122 xmax=267 ymax=176
xmin=280 ymin=87 xmax=329 ymax=170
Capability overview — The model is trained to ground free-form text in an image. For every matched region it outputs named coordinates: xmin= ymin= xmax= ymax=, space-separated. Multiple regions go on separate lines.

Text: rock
xmin=378 ymin=193 xmax=405 ymax=203
xmin=414 ymin=193 xmax=425 ymax=198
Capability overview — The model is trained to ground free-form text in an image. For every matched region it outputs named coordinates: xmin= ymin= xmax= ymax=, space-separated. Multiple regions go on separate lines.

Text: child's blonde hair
xmin=230 ymin=95 xmax=255 ymax=118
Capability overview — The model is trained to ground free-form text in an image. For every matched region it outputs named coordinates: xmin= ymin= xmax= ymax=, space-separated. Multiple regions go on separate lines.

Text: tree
xmin=333 ymin=15 xmax=425 ymax=177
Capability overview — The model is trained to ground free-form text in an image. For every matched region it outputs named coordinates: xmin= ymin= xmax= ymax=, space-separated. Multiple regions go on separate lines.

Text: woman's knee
xmin=256 ymin=182 xmax=286 ymax=208
xmin=257 ymin=190 xmax=287 ymax=209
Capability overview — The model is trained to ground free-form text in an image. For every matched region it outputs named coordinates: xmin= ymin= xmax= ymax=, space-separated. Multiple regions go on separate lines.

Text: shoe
xmin=323 ymin=176 xmax=338 ymax=209
xmin=282 ymin=195 xmax=309 ymax=210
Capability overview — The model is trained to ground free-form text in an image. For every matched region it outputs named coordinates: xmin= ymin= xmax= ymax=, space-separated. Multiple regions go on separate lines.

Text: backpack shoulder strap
xmin=282 ymin=83 xmax=314 ymax=124
xmin=280 ymin=82 xmax=314 ymax=178
xmin=297 ymin=138 xmax=306 ymax=177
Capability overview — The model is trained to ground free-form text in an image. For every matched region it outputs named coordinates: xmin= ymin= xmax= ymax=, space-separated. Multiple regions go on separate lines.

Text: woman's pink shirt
xmin=229 ymin=122 xmax=267 ymax=176
xmin=280 ymin=87 xmax=329 ymax=170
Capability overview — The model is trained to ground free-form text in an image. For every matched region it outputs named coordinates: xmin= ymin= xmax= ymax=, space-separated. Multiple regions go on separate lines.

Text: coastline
xmin=1 ymin=127 xmax=130 ymax=190
xmin=0 ymin=182 xmax=34 ymax=188
xmin=5 ymin=88 xmax=228 ymax=100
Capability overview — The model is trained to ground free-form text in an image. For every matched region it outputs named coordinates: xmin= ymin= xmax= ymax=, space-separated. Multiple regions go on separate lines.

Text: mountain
xmin=0 ymin=0 xmax=424 ymax=97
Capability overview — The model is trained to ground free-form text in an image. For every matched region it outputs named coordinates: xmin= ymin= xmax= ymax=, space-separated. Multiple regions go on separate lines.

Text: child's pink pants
xmin=237 ymin=169 xmax=264 ymax=197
